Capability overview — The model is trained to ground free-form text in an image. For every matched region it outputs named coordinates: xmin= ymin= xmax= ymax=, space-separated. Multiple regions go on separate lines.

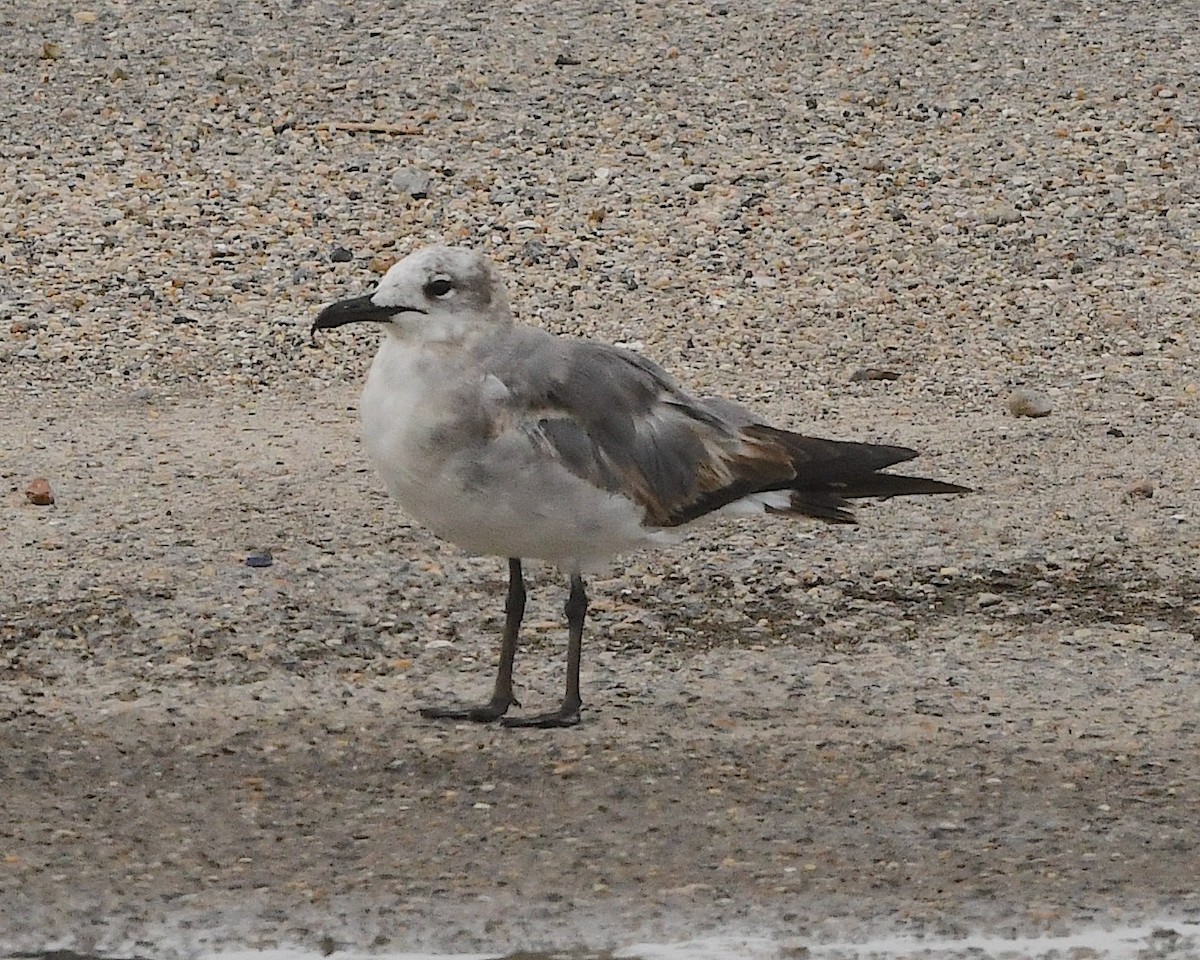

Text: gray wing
xmin=472 ymin=327 xmax=969 ymax=527
xmin=474 ymin=330 xmax=798 ymax=527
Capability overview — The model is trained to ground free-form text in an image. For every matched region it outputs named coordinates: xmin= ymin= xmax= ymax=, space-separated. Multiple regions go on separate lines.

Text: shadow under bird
xmin=313 ymin=245 xmax=969 ymax=728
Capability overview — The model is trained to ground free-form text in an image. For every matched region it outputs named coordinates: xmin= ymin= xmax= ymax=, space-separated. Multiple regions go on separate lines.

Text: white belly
xmin=359 ymin=340 xmax=669 ymax=569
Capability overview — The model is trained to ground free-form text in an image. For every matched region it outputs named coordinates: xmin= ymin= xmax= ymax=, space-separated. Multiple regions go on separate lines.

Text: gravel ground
xmin=2 ymin=0 xmax=1198 ymax=956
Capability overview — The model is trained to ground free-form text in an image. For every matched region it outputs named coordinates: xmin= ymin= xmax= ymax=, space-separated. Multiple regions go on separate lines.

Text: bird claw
xmin=419 ymin=699 xmax=513 ymax=723
xmin=500 ymin=704 xmax=582 ymax=729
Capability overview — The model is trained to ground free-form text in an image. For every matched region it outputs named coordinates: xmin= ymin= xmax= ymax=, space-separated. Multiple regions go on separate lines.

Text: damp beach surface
xmin=1 ymin=0 xmax=1197 ymax=956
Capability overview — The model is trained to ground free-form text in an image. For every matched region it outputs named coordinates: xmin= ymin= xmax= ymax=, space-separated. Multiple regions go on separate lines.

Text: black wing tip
xmin=839 ymin=474 xmax=973 ymax=500
xmin=777 ymin=472 xmax=969 ymax=524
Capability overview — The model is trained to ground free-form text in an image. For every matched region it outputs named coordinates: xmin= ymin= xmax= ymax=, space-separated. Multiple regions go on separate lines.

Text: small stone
xmin=245 ymin=551 xmax=273 ymax=568
xmin=26 ymin=478 xmax=55 ymax=506
xmin=391 ymin=168 xmax=431 ymax=199
xmin=368 ymin=255 xmax=395 ymax=275
xmin=683 ymin=173 xmax=710 ymax=191
xmin=1125 ymin=479 xmax=1155 ymax=501
xmin=1007 ymin=389 xmax=1053 ymax=418
xmin=214 ymin=66 xmax=252 ymax=86
xmin=975 ymin=592 xmax=1003 ymax=609
xmin=521 ymin=238 xmax=549 ymax=264
xmin=329 ymin=247 xmax=353 ymax=263
xmin=554 ymin=53 xmax=581 ymax=66
xmin=41 ymin=42 xmax=62 ymax=60
xmin=850 ymin=368 xmax=902 ymax=382
xmin=981 ymin=202 xmax=1022 ymax=225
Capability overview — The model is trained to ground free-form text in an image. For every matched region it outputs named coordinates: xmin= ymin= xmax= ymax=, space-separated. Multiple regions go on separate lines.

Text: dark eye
xmin=425 ymin=278 xmax=453 ymax=298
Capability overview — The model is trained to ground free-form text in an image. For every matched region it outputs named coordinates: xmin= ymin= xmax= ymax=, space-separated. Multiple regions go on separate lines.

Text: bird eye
xmin=425 ymin=277 xmax=454 ymax=298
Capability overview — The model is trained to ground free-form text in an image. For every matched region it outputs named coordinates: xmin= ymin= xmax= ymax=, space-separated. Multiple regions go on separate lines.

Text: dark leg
xmin=503 ymin=573 xmax=586 ymax=729
xmin=420 ymin=558 xmax=524 ymax=723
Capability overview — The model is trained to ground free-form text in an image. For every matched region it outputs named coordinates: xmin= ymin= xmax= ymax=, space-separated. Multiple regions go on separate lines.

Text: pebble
xmin=1125 ymin=479 xmax=1155 ymax=501
xmin=25 ymin=478 xmax=55 ymax=506
xmin=1007 ymin=389 xmax=1053 ymax=418
xmin=391 ymin=168 xmax=432 ymax=199
xmin=521 ymin=239 xmax=549 ymax=263
xmin=850 ymin=368 xmax=902 ymax=382
xmin=981 ymin=203 xmax=1022 ymax=226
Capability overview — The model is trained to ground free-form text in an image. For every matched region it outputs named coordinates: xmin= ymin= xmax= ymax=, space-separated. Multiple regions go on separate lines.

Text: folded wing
xmin=481 ymin=332 xmax=968 ymax=528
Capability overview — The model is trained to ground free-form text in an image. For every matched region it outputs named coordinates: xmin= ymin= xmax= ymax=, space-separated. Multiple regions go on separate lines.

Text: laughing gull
xmin=313 ymin=245 xmax=969 ymax=728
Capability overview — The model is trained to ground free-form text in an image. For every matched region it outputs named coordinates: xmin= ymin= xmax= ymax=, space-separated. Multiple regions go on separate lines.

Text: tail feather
xmin=749 ymin=426 xmax=970 ymax=525
xmin=768 ymin=492 xmax=858 ymax=525
xmin=778 ymin=475 xmax=971 ymax=525
xmin=837 ymin=474 xmax=972 ymax=500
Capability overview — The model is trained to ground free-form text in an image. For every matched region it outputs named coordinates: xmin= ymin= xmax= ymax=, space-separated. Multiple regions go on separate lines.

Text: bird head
xmin=312 ymin=245 xmax=513 ymax=343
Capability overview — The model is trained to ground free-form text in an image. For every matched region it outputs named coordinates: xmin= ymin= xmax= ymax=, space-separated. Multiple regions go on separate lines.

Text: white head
xmin=312 ymin=245 xmax=513 ymax=343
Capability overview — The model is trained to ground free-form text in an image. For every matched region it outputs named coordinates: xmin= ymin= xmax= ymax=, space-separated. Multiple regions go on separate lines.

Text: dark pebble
xmin=330 ymin=247 xmax=353 ymax=263
xmin=850 ymin=368 xmax=902 ymax=382
xmin=521 ymin=239 xmax=549 ymax=264
xmin=246 ymin=552 xmax=274 ymax=568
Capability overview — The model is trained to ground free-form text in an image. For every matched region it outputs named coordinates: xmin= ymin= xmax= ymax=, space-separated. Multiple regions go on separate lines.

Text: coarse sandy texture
xmin=1 ymin=0 xmax=1198 ymax=956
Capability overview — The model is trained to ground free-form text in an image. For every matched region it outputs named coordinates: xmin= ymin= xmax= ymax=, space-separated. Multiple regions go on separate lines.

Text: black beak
xmin=311 ymin=294 xmax=416 ymax=334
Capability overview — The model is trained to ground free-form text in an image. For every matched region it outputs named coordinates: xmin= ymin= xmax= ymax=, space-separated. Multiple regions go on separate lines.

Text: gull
xmin=313 ymin=246 xmax=969 ymax=728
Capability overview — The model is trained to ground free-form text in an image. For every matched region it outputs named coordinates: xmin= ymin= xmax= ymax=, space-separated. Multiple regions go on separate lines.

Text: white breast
xmin=359 ymin=337 xmax=670 ymax=569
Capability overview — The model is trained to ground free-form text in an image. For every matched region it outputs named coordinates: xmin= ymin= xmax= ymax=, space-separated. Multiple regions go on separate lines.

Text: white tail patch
xmin=717 ymin=490 xmax=792 ymax=518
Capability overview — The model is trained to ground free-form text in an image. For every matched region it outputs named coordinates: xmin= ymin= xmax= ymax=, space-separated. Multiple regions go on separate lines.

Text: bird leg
xmin=502 ymin=573 xmax=586 ymax=729
xmin=420 ymin=558 xmax=524 ymax=723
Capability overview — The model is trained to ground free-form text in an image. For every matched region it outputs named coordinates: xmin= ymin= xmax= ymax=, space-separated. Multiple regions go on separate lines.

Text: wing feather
xmin=472 ymin=329 xmax=966 ymax=529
